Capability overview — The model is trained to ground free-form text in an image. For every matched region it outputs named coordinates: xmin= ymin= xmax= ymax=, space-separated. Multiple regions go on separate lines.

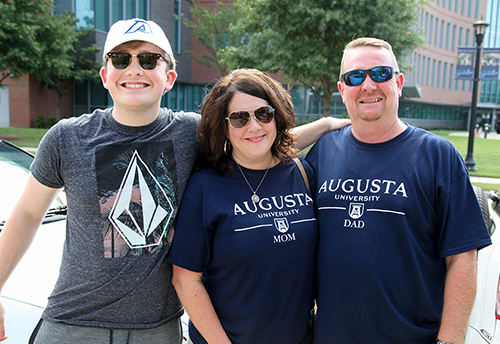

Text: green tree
xmin=180 ymin=0 xmax=245 ymax=77
xmin=34 ymin=12 xmax=101 ymax=120
xmin=0 ymin=0 xmax=101 ymax=119
xmin=222 ymin=0 xmax=426 ymax=117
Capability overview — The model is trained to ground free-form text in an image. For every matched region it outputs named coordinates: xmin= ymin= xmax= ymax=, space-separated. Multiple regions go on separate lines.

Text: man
xmin=0 ymin=18 xmax=347 ymax=343
xmin=306 ymin=37 xmax=491 ymax=344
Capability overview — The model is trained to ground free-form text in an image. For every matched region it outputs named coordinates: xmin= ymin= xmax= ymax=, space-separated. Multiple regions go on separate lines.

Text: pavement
xmin=470 ymin=176 xmax=500 ymax=185
xmin=449 ymin=130 xmax=500 ymax=140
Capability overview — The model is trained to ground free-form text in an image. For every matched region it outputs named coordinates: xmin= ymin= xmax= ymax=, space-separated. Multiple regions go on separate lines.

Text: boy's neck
xmin=111 ymin=105 xmax=161 ymax=127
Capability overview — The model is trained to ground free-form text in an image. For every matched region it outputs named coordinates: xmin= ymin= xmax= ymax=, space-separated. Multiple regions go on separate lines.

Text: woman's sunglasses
xmin=340 ymin=66 xmax=397 ymax=86
xmin=226 ymin=105 xmax=275 ymax=129
xmin=106 ymin=52 xmax=167 ymax=70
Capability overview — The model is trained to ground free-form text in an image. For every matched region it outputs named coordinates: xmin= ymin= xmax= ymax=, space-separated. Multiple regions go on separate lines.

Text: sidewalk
xmin=470 ymin=176 xmax=500 ymax=185
xmin=449 ymin=131 xmax=500 ymax=140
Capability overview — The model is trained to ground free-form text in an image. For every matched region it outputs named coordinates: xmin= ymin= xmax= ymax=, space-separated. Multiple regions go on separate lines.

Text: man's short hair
xmin=339 ymin=37 xmax=399 ymax=79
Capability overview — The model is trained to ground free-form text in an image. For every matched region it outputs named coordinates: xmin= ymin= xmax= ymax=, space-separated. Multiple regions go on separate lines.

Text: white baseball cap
xmin=103 ymin=18 xmax=175 ymax=69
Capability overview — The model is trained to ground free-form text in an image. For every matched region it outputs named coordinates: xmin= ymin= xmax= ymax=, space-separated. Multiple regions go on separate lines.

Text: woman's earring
xmin=224 ymin=138 xmax=230 ymax=156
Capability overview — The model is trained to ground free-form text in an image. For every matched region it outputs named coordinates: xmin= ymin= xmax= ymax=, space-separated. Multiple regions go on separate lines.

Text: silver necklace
xmin=236 ymin=161 xmax=272 ymax=203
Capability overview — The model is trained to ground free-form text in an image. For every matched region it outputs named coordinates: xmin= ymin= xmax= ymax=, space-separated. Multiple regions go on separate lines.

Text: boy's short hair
xmin=103 ymin=18 xmax=176 ymax=70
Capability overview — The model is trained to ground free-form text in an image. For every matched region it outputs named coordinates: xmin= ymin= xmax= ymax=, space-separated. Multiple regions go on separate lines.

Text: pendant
xmin=251 ymin=194 xmax=260 ymax=203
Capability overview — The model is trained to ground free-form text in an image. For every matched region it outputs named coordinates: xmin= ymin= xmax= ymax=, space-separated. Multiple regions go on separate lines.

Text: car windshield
xmin=0 ymin=140 xmax=66 ymax=223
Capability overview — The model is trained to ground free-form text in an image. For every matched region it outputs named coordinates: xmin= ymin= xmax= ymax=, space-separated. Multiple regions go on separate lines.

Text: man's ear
xmin=99 ymin=67 xmax=109 ymax=89
xmin=337 ymin=81 xmax=345 ymax=103
xmin=396 ymin=72 xmax=404 ymax=97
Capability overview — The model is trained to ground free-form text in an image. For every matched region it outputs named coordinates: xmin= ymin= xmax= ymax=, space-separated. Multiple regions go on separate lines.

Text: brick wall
xmin=7 ymin=75 xmax=73 ymax=128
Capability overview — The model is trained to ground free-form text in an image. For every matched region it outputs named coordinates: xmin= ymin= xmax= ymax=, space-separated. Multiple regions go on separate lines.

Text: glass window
xmin=429 ymin=15 xmax=434 ymax=44
xmin=446 ymin=23 xmax=450 ymax=50
xmin=169 ymin=85 xmax=178 ymax=110
xmin=417 ymin=54 xmax=421 ymax=84
xmin=178 ymin=84 xmax=185 ymax=110
xmin=125 ymin=0 xmax=135 ymax=19
xmin=290 ymin=87 xmax=305 ymax=116
xmin=450 ymin=63 xmax=454 ymax=90
xmin=76 ymin=0 xmax=95 ymax=29
xmin=112 ymin=0 xmax=123 ymax=24
xmin=432 ymin=59 xmax=436 ymax=87
xmin=437 ymin=61 xmax=442 ymax=88
xmin=443 ymin=62 xmax=448 ymax=89
xmin=95 ymin=0 xmax=109 ymax=31
xmin=452 ymin=25 xmax=457 ymax=51
xmin=426 ymin=57 xmax=431 ymax=86
xmin=434 ymin=18 xmax=439 ymax=46
xmin=440 ymin=20 xmax=444 ymax=48
xmin=138 ymin=0 xmax=146 ymax=18
xmin=174 ymin=0 xmax=181 ymax=53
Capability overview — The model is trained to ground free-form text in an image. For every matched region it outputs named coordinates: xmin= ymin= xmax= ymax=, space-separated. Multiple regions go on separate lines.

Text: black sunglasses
xmin=226 ymin=105 xmax=275 ymax=129
xmin=340 ymin=66 xmax=397 ymax=86
xmin=106 ymin=52 xmax=167 ymax=70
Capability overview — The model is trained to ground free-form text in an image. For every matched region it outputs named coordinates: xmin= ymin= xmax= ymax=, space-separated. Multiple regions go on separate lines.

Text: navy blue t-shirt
xmin=168 ymin=159 xmax=317 ymax=344
xmin=306 ymin=125 xmax=491 ymax=343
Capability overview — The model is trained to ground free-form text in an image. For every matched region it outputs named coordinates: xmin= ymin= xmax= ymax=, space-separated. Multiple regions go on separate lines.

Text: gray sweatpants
xmin=31 ymin=317 xmax=183 ymax=344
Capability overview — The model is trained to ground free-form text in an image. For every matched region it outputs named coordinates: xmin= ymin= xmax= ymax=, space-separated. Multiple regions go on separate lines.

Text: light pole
xmin=465 ymin=20 xmax=489 ymax=172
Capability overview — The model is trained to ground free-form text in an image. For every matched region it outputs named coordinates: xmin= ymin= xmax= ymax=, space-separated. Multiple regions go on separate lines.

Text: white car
xmin=0 ymin=140 xmax=189 ymax=343
xmin=465 ymin=186 xmax=500 ymax=343
xmin=0 ymin=139 xmax=67 ymax=343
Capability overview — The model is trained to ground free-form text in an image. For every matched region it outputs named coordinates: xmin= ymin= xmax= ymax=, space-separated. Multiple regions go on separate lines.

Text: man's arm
xmin=0 ymin=174 xmax=61 ymax=342
xmin=437 ymin=249 xmax=478 ymax=344
xmin=292 ymin=117 xmax=351 ymax=151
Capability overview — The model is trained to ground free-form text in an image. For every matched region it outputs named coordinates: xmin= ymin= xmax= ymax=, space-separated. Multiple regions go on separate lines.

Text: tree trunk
xmin=322 ymin=94 xmax=331 ymax=117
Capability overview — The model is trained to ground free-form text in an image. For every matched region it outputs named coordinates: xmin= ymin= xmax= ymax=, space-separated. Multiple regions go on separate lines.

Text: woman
xmin=168 ymin=69 xmax=317 ymax=344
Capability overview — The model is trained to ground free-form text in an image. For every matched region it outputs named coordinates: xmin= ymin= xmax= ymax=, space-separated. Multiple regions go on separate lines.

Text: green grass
xmin=432 ymin=130 xmax=500 ymax=179
xmin=0 ymin=127 xmax=48 ymax=148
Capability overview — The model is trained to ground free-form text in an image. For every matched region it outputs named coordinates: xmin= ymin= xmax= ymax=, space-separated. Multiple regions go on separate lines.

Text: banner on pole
xmin=481 ymin=48 xmax=500 ymax=81
xmin=456 ymin=47 xmax=475 ymax=80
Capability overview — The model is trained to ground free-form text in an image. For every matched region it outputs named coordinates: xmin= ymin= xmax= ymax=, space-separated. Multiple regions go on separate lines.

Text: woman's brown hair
xmin=197 ymin=69 xmax=297 ymax=174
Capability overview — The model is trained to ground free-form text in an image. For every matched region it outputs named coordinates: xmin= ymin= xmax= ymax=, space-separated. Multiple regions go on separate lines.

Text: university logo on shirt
xmin=274 ymin=218 xmax=289 ymax=233
xmin=349 ymin=203 xmax=364 ymax=219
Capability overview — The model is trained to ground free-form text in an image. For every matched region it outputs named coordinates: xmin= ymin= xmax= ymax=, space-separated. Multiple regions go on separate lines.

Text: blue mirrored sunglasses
xmin=340 ymin=66 xmax=397 ymax=86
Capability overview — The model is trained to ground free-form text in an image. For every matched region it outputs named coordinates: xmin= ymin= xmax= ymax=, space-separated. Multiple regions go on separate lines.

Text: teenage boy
xmin=0 ymin=18 xmax=199 ymax=343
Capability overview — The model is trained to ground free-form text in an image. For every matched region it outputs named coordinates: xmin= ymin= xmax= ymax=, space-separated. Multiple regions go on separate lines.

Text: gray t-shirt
xmin=30 ymin=107 xmax=200 ymax=329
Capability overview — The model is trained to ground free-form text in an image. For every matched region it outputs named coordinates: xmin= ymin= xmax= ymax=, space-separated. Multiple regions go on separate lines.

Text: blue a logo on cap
xmin=124 ymin=20 xmax=152 ymax=35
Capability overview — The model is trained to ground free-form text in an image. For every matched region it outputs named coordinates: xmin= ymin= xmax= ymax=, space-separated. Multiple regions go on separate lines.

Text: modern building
xmin=1 ymin=0 xmax=498 ymax=129
xmin=480 ymin=0 xmax=500 ymax=125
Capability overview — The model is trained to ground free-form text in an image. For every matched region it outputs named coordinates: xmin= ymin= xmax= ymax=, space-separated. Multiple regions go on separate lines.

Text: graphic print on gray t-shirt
xmin=96 ymin=141 xmax=178 ymax=258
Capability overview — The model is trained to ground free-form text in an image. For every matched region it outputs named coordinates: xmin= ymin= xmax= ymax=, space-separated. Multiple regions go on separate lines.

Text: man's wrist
xmin=436 ymin=340 xmax=454 ymax=344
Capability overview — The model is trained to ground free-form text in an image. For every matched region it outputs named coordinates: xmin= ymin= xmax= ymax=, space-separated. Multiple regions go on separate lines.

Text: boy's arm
xmin=292 ymin=117 xmax=351 ymax=151
xmin=0 ymin=174 xmax=61 ymax=342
